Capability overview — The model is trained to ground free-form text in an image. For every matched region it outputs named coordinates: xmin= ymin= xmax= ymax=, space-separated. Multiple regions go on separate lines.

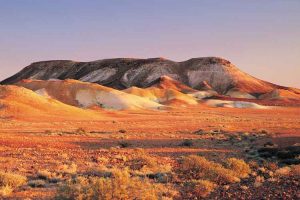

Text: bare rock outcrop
xmin=1 ymin=57 xmax=297 ymax=95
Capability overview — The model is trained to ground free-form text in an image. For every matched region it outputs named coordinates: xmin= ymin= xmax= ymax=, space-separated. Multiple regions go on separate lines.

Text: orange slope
xmin=0 ymin=85 xmax=103 ymax=121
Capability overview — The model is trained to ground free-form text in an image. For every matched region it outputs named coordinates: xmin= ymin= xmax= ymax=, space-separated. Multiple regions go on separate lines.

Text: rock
xmin=1 ymin=57 xmax=290 ymax=95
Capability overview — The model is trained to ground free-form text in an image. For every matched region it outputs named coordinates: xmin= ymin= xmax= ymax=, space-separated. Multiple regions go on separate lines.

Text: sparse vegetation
xmin=0 ymin=171 xmax=27 ymax=188
xmin=226 ymin=158 xmax=251 ymax=178
xmin=56 ymin=169 xmax=170 ymax=200
xmin=0 ymin=171 xmax=27 ymax=197
xmin=37 ymin=169 xmax=53 ymax=180
xmin=179 ymin=155 xmax=242 ymax=184
xmin=128 ymin=149 xmax=171 ymax=174
xmin=58 ymin=163 xmax=78 ymax=174
xmin=0 ymin=185 xmax=13 ymax=197
xmin=275 ymin=164 xmax=300 ymax=177
xmin=184 ymin=179 xmax=216 ymax=198
xmin=1 ymin=87 xmax=299 ymax=199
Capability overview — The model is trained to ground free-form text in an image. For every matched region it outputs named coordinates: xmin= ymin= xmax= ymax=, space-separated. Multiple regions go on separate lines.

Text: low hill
xmin=0 ymin=85 xmax=103 ymax=121
xmin=15 ymin=79 xmax=163 ymax=110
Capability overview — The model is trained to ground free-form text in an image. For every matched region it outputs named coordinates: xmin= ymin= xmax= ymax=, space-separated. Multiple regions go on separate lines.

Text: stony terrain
xmin=0 ymin=104 xmax=299 ymax=199
xmin=0 ymin=57 xmax=299 ymax=199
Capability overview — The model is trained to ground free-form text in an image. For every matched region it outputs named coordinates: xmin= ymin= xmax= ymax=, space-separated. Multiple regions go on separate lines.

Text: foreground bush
xmin=0 ymin=185 xmax=13 ymax=197
xmin=179 ymin=155 xmax=240 ymax=184
xmin=184 ymin=179 xmax=216 ymax=198
xmin=128 ymin=149 xmax=171 ymax=174
xmin=226 ymin=158 xmax=251 ymax=178
xmin=56 ymin=169 xmax=169 ymax=200
xmin=0 ymin=171 xmax=27 ymax=188
xmin=178 ymin=155 xmax=251 ymax=198
xmin=0 ymin=171 xmax=27 ymax=197
xmin=275 ymin=164 xmax=300 ymax=177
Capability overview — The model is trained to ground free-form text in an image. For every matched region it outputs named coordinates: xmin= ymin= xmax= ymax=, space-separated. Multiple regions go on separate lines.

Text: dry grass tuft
xmin=56 ymin=168 xmax=170 ymax=200
xmin=0 ymin=171 xmax=27 ymax=197
xmin=275 ymin=166 xmax=291 ymax=176
xmin=184 ymin=179 xmax=216 ymax=198
xmin=254 ymin=176 xmax=264 ymax=187
xmin=226 ymin=158 xmax=251 ymax=178
xmin=0 ymin=185 xmax=13 ymax=197
xmin=291 ymin=164 xmax=300 ymax=176
xmin=179 ymin=155 xmax=240 ymax=184
xmin=128 ymin=149 xmax=171 ymax=174
xmin=275 ymin=164 xmax=300 ymax=177
xmin=37 ymin=169 xmax=53 ymax=180
xmin=0 ymin=171 xmax=27 ymax=188
xmin=58 ymin=163 xmax=78 ymax=174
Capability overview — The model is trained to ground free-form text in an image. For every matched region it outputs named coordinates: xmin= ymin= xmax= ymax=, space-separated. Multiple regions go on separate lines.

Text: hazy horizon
xmin=1 ymin=0 xmax=300 ymax=87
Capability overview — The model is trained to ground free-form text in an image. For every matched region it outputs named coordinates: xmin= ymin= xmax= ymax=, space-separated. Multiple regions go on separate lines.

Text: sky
xmin=0 ymin=0 xmax=299 ymax=87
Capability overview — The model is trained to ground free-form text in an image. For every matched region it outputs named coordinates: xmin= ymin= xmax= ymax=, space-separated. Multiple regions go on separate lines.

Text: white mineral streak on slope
xmin=121 ymin=63 xmax=178 ymax=87
xmin=187 ymin=64 xmax=233 ymax=93
xmin=29 ymin=71 xmax=46 ymax=79
xmin=205 ymin=99 xmax=268 ymax=109
xmin=49 ymin=71 xmax=66 ymax=78
xmin=143 ymin=64 xmax=179 ymax=85
xmin=34 ymin=88 xmax=50 ymax=98
xmin=79 ymin=68 xmax=118 ymax=82
xmin=123 ymin=87 xmax=198 ymax=105
xmin=121 ymin=66 xmax=148 ymax=87
xmin=75 ymin=89 xmax=163 ymax=110
xmin=189 ymin=90 xmax=218 ymax=99
xmin=226 ymin=89 xmax=256 ymax=99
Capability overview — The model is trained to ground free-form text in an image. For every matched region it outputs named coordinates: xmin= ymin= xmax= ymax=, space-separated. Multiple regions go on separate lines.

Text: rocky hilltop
xmin=1 ymin=57 xmax=297 ymax=95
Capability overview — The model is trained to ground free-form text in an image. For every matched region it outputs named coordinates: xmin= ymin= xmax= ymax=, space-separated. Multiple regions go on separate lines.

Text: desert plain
xmin=0 ymin=57 xmax=299 ymax=199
